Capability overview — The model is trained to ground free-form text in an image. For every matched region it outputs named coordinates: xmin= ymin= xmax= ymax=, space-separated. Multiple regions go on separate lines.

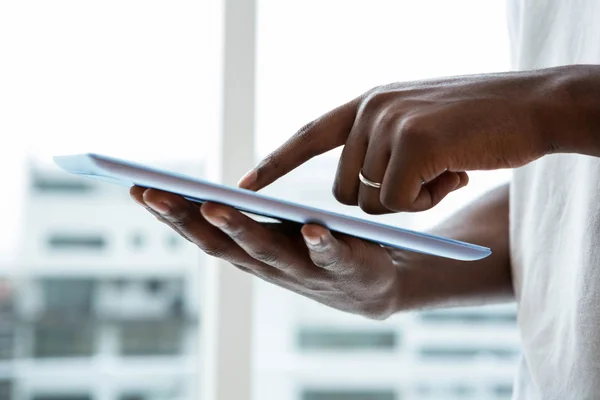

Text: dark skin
xmin=130 ymin=184 xmax=510 ymax=319
xmin=131 ymin=64 xmax=600 ymax=319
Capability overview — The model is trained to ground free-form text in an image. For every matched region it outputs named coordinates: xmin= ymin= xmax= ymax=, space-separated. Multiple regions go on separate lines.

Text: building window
xmin=416 ymin=384 xmax=475 ymax=397
xmin=110 ymin=278 xmax=129 ymax=290
xmin=301 ymin=389 xmax=397 ymax=400
xmin=418 ymin=346 xmax=518 ymax=360
xmin=166 ymin=234 xmax=182 ymax=250
xmin=131 ymin=233 xmax=145 ymax=249
xmin=32 ymin=395 xmax=91 ymax=400
xmin=41 ymin=279 xmax=94 ymax=314
xmin=0 ymin=380 xmax=12 ymax=400
xmin=119 ymin=320 xmax=183 ymax=356
xmin=145 ymin=279 xmax=164 ymax=294
xmin=493 ymin=384 xmax=513 ymax=398
xmin=0 ymin=280 xmax=15 ymax=361
xmin=0 ymin=329 xmax=14 ymax=360
xmin=120 ymin=390 xmax=181 ymax=400
xmin=33 ymin=176 xmax=94 ymax=194
xmin=120 ymin=395 xmax=145 ymax=400
xmin=47 ymin=234 xmax=106 ymax=251
xmin=33 ymin=321 xmax=95 ymax=358
xmin=419 ymin=311 xmax=517 ymax=324
xmin=297 ymin=328 xmax=397 ymax=351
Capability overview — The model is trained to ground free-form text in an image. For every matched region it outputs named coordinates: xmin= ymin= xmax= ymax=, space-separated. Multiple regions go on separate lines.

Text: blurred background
xmin=0 ymin=1 xmax=518 ymax=399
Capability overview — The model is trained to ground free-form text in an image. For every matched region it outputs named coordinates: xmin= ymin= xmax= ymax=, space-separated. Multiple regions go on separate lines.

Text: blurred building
xmin=0 ymin=157 xmax=520 ymax=400
xmin=0 ymin=162 xmax=203 ymax=400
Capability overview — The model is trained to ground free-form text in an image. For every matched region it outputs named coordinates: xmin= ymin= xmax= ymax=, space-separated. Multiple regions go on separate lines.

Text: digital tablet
xmin=53 ymin=153 xmax=491 ymax=261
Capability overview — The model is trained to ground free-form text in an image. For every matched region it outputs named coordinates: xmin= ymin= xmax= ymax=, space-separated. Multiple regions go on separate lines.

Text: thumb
xmin=301 ymin=224 xmax=349 ymax=271
xmin=238 ymin=97 xmax=361 ymax=191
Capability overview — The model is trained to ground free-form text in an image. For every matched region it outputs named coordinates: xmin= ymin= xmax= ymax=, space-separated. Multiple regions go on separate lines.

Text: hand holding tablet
xmin=54 ymin=153 xmax=490 ymax=261
xmin=54 ymin=152 xmax=492 ymax=319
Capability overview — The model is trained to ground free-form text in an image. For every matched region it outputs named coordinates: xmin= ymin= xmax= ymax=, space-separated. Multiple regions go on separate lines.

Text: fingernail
xmin=237 ymin=169 xmax=257 ymax=189
xmin=146 ymin=201 xmax=171 ymax=215
xmin=304 ymin=234 xmax=322 ymax=246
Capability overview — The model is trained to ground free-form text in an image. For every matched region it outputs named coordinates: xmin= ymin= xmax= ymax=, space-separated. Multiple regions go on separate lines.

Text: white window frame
xmin=201 ymin=0 xmax=257 ymax=399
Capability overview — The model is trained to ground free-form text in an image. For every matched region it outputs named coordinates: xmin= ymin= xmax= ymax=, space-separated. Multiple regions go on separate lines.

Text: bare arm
xmin=130 ymin=62 xmax=596 ymax=318
xmin=395 ymin=183 xmax=512 ymax=311
xmin=238 ymin=65 xmax=600 ymax=215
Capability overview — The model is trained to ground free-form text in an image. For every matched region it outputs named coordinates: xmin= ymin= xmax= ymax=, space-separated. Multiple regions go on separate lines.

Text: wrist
xmin=388 ymin=248 xmax=426 ymax=314
xmin=536 ymin=64 xmax=600 ymax=155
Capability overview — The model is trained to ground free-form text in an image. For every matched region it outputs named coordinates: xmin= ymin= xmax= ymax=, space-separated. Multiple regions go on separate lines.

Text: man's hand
xmin=130 ymin=186 xmax=402 ymax=320
xmin=130 ymin=184 xmax=513 ymax=316
xmin=238 ymin=65 xmax=596 ymax=213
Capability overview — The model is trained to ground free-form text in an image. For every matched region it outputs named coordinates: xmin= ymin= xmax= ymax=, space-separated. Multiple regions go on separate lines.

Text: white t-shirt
xmin=508 ymin=1 xmax=600 ymax=399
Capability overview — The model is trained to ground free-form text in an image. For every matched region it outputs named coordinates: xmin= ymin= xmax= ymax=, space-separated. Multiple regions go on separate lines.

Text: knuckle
xmin=314 ymin=256 xmax=339 ymax=270
xmin=380 ymin=185 xmax=413 ymax=212
xmin=248 ymin=246 xmax=279 ymax=264
xmin=225 ymin=226 xmax=248 ymax=241
xmin=251 ymin=264 xmax=275 ymax=278
xmin=302 ymin=276 xmax=328 ymax=292
xmin=380 ymin=191 xmax=402 ymax=212
xmin=292 ymin=120 xmax=320 ymax=156
xmin=359 ymin=90 xmax=388 ymax=116
xmin=398 ymin=115 xmax=437 ymax=151
xmin=332 ymin=182 xmax=358 ymax=206
xmin=376 ymin=110 xmax=402 ymax=134
xmin=164 ymin=206 xmax=193 ymax=228
xmin=364 ymin=85 xmax=383 ymax=97
xmin=382 ymin=190 xmax=415 ymax=212
xmin=217 ymin=218 xmax=240 ymax=234
xmin=202 ymin=245 xmax=229 ymax=259
xmin=255 ymin=153 xmax=281 ymax=176
xmin=296 ymin=119 xmax=318 ymax=138
xmin=399 ymin=114 xmax=426 ymax=138
xmin=236 ymin=264 xmax=273 ymax=282
xmin=214 ymin=216 xmax=246 ymax=238
xmin=358 ymin=198 xmax=386 ymax=215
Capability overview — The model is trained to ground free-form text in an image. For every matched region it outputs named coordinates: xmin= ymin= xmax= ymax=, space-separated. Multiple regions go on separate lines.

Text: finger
xmin=134 ymin=188 xmax=289 ymax=281
xmin=130 ymin=185 xmax=147 ymax=205
xmin=357 ymin=138 xmax=391 ymax=215
xmin=131 ymin=187 xmax=192 ymax=241
xmin=131 ymin=186 xmax=192 ymax=237
xmin=381 ymin=146 xmax=465 ymax=211
xmin=332 ymin=125 xmax=368 ymax=206
xmin=420 ymin=170 xmax=466 ymax=206
xmin=456 ymin=171 xmax=470 ymax=189
xmin=231 ymin=263 xmax=279 ymax=283
xmin=380 ymin=143 xmax=446 ymax=212
xmin=140 ymin=189 xmax=266 ymax=269
xmin=200 ymin=202 xmax=310 ymax=274
xmin=238 ymin=97 xmax=362 ymax=191
xmin=300 ymin=224 xmax=350 ymax=272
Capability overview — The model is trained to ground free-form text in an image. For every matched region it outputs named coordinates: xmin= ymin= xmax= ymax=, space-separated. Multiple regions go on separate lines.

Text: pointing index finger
xmin=238 ymin=96 xmax=362 ymax=191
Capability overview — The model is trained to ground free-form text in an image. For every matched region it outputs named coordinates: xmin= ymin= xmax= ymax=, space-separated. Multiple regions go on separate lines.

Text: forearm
xmin=536 ymin=64 xmax=600 ymax=156
xmin=394 ymin=183 xmax=512 ymax=312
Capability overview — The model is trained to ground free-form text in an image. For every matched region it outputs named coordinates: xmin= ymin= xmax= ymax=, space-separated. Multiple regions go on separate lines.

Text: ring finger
xmin=357 ymin=137 xmax=391 ymax=214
